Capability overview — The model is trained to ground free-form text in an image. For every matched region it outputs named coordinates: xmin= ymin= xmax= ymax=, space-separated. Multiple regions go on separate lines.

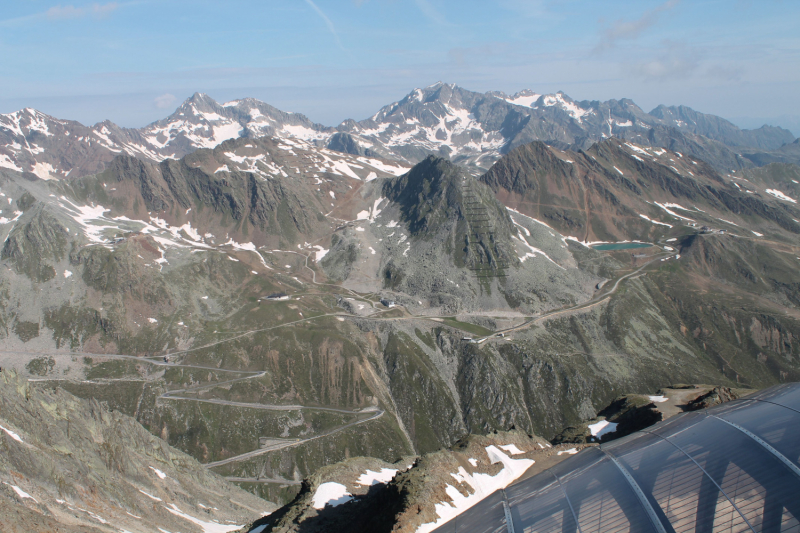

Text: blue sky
xmin=1 ymin=0 xmax=798 ymax=134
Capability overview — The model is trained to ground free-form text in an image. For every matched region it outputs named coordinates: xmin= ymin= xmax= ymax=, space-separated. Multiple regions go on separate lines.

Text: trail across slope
xmin=3 ymin=247 xmax=675 ymax=481
xmin=1 ymin=349 xmax=385 ymax=474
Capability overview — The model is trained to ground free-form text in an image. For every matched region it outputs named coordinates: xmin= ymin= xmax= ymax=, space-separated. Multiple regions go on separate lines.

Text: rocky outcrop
xmin=552 ymin=394 xmax=663 ymax=445
xmin=1 ymin=205 xmax=68 ymax=282
xmin=383 ymin=155 xmax=518 ymax=272
xmin=686 ymin=386 xmax=739 ymax=411
xmin=247 ymin=430 xmax=568 ymax=533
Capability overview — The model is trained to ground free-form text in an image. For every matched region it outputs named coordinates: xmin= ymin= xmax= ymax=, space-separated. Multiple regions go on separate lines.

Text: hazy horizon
xmin=1 ymin=1 xmax=798 ymax=135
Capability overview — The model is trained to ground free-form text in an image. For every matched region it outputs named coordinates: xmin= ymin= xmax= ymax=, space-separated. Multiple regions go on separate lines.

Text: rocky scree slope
xmin=0 ymin=369 xmax=274 ymax=533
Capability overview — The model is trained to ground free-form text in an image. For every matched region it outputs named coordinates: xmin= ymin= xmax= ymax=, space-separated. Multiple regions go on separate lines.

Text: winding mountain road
xmin=2 ymin=247 xmax=673 ymax=477
xmin=0 ymin=348 xmax=384 ymax=472
xmin=471 ymin=250 xmax=677 ymax=341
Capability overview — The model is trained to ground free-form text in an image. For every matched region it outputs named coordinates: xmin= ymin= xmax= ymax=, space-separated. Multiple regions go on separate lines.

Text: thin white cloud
xmin=596 ymin=0 xmax=680 ymax=52
xmin=92 ymin=2 xmax=120 ymax=19
xmin=634 ymin=55 xmax=697 ymax=81
xmin=629 ymin=41 xmax=699 ymax=81
xmin=2 ymin=2 xmax=123 ymax=25
xmin=46 ymin=3 xmax=120 ymax=20
xmin=154 ymin=93 xmax=176 ymax=109
xmin=46 ymin=5 xmax=85 ymax=20
xmin=414 ymin=0 xmax=450 ymax=26
xmin=303 ymin=0 xmax=345 ymax=51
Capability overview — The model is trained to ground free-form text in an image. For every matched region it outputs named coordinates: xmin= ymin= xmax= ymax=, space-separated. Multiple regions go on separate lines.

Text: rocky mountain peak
xmin=379 ymin=155 xmax=519 ymax=279
xmin=2 ymin=83 xmax=798 ymax=185
xmin=154 ymin=92 xmax=229 ymax=126
xmin=188 ymin=91 xmax=214 ymax=104
xmin=648 ymin=104 xmax=795 ymax=150
xmin=382 ymin=155 xmax=474 ymax=235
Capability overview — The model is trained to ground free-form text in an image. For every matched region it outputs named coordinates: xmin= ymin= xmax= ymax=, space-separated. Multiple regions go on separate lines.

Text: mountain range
xmin=1 ymin=83 xmax=796 ymax=182
xmin=1 ymin=83 xmax=799 ymax=532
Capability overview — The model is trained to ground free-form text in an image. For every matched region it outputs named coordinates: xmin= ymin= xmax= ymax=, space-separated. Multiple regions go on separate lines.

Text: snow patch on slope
xmin=165 ymin=503 xmax=241 ymax=533
xmin=0 ymin=423 xmax=23 ymax=443
xmin=416 ymin=446 xmax=534 ymax=533
xmin=357 ymin=468 xmax=398 ymax=486
xmin=588 ymin=420 xmax=618 ymax=438
xmin=766 ymin=189 xmax=796 ymax=203
xmin=639 ymin=214 xmax=673 ymax=228
xmin=503 ymin=92 xmax=541 ymax=108
xmin=312 ymin=482 xmax=352 ymax=509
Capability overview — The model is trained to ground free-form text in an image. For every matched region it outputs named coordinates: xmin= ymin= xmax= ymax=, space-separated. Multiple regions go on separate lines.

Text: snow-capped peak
xmin=502 ymin=89 xmax=542 ymax=108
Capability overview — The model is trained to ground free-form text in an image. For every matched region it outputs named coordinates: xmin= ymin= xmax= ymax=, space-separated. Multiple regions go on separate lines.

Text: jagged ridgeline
xmin=74 ymin=139 xmax=331 ymax=249
xmin=480 ymin=138 xmax=800 ymax=243
xmin=2 ymin=84 xmax=797 ymax=184
xmin=382 ymin=155 xmax=518 ymax=278
xmin=2 ymin=106 xmax=799 ymax=520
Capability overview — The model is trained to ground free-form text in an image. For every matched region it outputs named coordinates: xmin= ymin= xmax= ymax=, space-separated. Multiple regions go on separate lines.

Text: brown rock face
xmin=686 ymin=386 xmax=739 ymax=411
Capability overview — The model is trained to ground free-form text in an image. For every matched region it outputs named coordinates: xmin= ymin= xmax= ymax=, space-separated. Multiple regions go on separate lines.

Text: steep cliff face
xmin=82 ymin=140 xmax=336 ymax=249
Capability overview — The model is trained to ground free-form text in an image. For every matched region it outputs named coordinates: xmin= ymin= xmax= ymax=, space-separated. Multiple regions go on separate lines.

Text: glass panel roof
xmin=432 ymin=384 xmax=800 ymax=533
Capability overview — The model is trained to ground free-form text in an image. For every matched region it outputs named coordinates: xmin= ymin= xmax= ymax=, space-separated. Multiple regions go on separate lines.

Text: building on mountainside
xmin=265 ymin=293 xmax=290 ymax=301
xmin=432 ymin=382 xmax=800 ymax=533
xmin=380 ymin=298 xmax=397 ymax=308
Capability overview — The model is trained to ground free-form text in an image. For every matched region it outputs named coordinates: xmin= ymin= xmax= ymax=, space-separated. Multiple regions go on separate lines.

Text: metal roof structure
xmin=432 ymin=383 xmax=800 ymax=533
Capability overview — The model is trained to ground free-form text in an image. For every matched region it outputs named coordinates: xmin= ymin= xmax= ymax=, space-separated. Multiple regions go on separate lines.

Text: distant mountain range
xmin=1 ymin=83 xmax=796 ymax=181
